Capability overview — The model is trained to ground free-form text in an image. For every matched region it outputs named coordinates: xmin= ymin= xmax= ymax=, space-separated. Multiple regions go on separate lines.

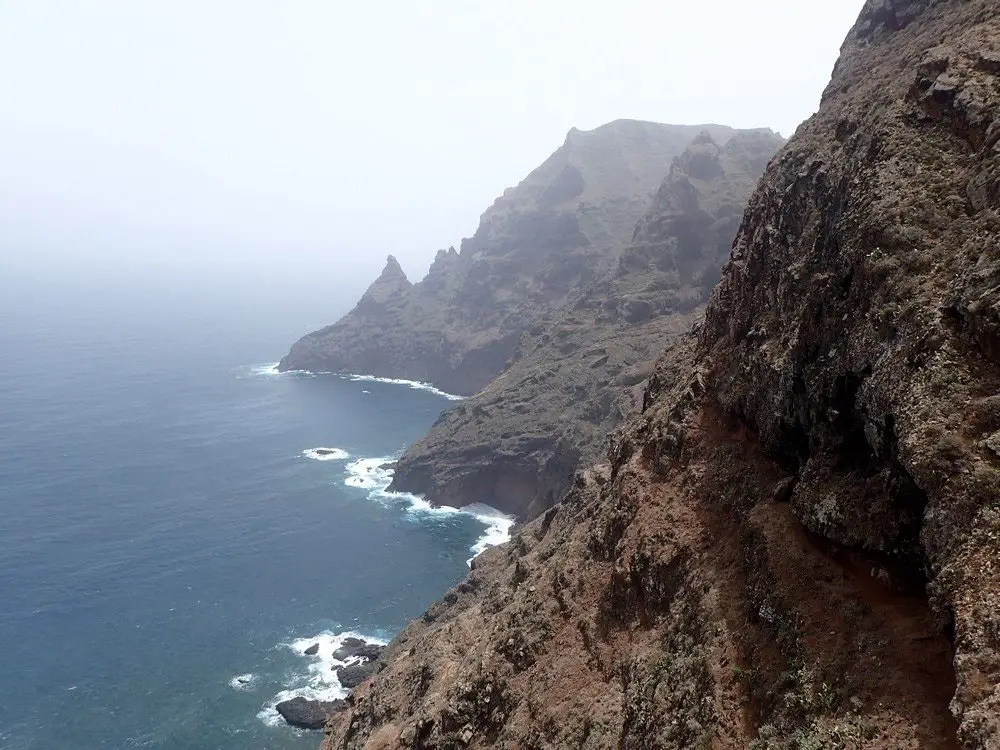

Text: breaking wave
xmin=344 ymin=457 xmax=514 ymax=566
xmin=256 ymin=630 xmax=388 ymax=728
xmin=243 ymin=363 xmax=464 ymax=400
xmin=301 ymin=447 xmax=350 ymax=461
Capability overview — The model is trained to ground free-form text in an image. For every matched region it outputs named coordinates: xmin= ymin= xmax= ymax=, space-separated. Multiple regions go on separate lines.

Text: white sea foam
xmin=252 ymin=362 xmax=280 ymax=376
xmin=341 ymin=374 xmax=465 ymax=401
xmin=302 ymin=447 xmax=350 ymax=461
xmin=229 ymin=673 xmax=258 ymax=691
xmin=343 ymin=457 xmax=515 ymax=566
xmin=246 ymin=362 xmax=315 ymax=378
xmin=244 ymin=364 xmax=462 ymax=400
xmin=344 ymin=457 xmax=395 ymax=490
xmin=464 ymin=504 xmax=517 ymax=565
xmin=257 ymin=630 xmax=388 ymax=728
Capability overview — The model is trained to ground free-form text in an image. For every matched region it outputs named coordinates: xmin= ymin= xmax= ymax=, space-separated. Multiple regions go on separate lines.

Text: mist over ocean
xmin=0 ymin=267 xmax=503 ymax=749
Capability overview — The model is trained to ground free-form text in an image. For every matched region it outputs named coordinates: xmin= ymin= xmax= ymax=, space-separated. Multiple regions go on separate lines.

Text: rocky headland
xmin=278 ymin=120 xmax=742 ymax=396
xmin=316 ymin=0 xmax=1000 ymax=747
xmin=387 ymin=129 xmax=784 ymax=520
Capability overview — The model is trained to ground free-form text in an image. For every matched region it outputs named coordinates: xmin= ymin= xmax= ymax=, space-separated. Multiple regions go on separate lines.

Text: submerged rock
xmin=275 ymin=697 xmax=346 ymax=730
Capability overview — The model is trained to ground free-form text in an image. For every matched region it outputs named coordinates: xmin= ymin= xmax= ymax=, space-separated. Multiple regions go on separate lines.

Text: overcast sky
xmin=1 ymin=0 xmax=866 ymax=285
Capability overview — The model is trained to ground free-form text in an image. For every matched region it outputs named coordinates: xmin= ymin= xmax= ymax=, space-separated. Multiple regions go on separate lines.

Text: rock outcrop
xmin=389 ymin=130 xmax=784 ymax=520
xmin=337 ymin=662 xmax=378 ymax=689
xmin=321 ymin=1 xmax=1000 ymax=747
xmin=279 ymin=120 xmax=739 ymax=395
xmin=275 ymin=697 xmax=345 ymax=730
xmin=333 ymin=638 xmax=384 ymax=663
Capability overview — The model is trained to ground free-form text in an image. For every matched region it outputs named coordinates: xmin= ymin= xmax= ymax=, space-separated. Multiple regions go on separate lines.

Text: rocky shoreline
xmin=274 ymin=637 xmax=385 ymax=731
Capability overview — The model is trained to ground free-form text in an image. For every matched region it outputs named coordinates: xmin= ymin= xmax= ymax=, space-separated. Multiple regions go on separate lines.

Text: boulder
xmin=337 ymin=661 xmax=376 ymax=688
xmin=332 ymin=638 xmax=383 ymax=662
xmin=275 ymin=697 xmax=346 ymax=730
xmin=304 ymin=643 xmax=319 ymax=655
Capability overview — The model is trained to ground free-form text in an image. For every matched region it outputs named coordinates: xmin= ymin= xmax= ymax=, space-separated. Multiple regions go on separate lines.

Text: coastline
xmin=254 ymin=362 xmax=513 ymax=730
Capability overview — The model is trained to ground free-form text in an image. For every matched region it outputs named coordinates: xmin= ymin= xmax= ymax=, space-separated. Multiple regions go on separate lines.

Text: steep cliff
xmin=388 ymin=130 xmax=784 ymax=521
xmin=279 ymin=120 xmax=738 ymax=395
xmin=321 ymin=1 xmax=1000 ymax=747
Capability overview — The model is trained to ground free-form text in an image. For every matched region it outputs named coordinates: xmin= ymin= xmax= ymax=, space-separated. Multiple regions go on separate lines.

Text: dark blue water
xmin=0 ymin=270 xmax=490 ymax=749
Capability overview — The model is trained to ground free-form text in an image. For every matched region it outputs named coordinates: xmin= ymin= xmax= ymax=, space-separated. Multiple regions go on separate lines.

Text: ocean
xmin=0 ymin=268 xmax=509 ymax=749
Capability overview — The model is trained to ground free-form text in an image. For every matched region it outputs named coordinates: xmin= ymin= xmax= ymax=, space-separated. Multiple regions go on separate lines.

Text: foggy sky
xmin=1 ymin=1 xmax=866 ymax=286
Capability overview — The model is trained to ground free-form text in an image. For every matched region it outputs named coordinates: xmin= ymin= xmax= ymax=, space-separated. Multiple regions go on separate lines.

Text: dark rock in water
xmin=337 ymin=661 xmax=376 ymax=688
xmin=332 ymin=638 xmax=383 ymax=662
xmin=331 ymin=637 xmax=365 ymax=659
xmin=275 ymin=697 xmax=346 ymax=730
xmin=314 ymin=449 xmax=339 ymax=456
xmin=354 ymin=644 xmax=384 ymax=662
xmin=304 ymin=642 xmax=319 ymax=655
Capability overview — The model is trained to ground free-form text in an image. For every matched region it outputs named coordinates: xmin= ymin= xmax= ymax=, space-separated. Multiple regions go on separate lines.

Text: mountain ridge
xmin=387 ymin=128 xmax=784 ymax=521
xmin=278 ymin=120 xmax=750 ymax=395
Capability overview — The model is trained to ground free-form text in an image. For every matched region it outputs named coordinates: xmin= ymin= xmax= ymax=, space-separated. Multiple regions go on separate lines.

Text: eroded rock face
xmin=389 ymin=130 xmax=784 ymax=520
xmin=320 ymin=1 xmax=1000 ymax=747
xmin=279 ymin=120 xmax=740 ymax=395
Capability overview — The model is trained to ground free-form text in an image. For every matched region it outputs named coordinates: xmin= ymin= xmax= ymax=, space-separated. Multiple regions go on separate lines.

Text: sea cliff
xmin=317 ymin=0 xmax=1000 ymax=747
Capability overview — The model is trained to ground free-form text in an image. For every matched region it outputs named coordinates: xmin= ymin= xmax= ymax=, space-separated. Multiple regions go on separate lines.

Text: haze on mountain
xmin=1 ymin=0 xmax=864 ymax=295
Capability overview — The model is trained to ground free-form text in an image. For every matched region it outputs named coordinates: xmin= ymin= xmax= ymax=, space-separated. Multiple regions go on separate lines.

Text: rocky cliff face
xmin=279 ymin=120 xmax=738 ymax=395
xmin=388 ymin=130 xmax=784 ymax=521
xmin=320 ymin=1 xmax=1000 ymax=747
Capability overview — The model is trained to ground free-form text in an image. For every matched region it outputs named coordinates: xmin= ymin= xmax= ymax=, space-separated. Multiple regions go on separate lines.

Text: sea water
xmin=0 ymin=269 xmax=511 ymax=749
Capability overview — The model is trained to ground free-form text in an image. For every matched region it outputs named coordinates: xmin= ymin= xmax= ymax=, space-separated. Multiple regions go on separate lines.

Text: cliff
xmin=321 ymin=1 xmax=1000 ymax=747
xmin=388 ymin=129 xmax=784 ymax=520
xmin=279 ymin=120 xmax=738 ymax=395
